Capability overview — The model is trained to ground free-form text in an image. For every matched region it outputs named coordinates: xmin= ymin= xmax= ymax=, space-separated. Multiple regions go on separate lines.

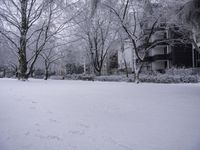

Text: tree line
xmin=0 ymin=0 xmax=199 ymax=82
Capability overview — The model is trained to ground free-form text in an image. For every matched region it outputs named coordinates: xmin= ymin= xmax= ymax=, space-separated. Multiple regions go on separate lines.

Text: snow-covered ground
xmin=0 ymin=78 xmax=200 ymax=150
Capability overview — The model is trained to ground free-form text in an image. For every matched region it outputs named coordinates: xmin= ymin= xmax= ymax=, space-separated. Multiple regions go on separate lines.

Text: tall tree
xmin=177 ymin=0 xmax=200 ymax=53
xmin=0 ymin=0 xmax=74 ymax=80
xmin=74 ymin=1 xmax=118 ymax=75
xmin=179 ymin=0 xmax=200 ymax=29
xmin=105 ymin=0 xmax=188 ymax=82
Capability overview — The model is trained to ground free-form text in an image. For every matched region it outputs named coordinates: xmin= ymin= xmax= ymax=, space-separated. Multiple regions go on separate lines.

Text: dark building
xmin=143 ymin=25 xmax=200 ymax=71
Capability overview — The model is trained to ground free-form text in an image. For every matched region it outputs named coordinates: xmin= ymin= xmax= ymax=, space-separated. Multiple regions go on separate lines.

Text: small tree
xmin=40 ymin=48 xmax=62 ymax=80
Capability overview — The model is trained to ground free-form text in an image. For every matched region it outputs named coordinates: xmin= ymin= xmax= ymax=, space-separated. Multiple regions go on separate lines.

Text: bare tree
xmin=87 ymin=19 xmax=117 ymax=75
xmin=40 ymin=47 xmax=62 ymax=80
xmin=179 ymin=0 xmax=200 ymax=30
xmin=0 ymin=0 xmax=76 ymax=80
xmin=105 ymin=0 xmax=188 ymax=83
xmin=176 ymin=0 xmax=200 ymax=53
xmin=74 ymin=2 xmax=118 ymax=76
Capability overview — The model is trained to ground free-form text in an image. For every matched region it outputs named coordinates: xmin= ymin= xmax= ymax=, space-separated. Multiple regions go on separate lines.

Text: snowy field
xmin=0 ymin=78 xmax=200 ymax=150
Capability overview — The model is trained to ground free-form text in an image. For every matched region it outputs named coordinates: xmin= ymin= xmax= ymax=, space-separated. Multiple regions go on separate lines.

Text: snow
xmin=0 ymin=78 xmax=200 ymax=150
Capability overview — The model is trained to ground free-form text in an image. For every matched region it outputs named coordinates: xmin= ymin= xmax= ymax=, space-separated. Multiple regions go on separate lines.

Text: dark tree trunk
xmin=93 ymin=65 xmax=102 ymax=76
xmin=18 ymin=0 xmax=28 ymax=80
xmin=44 ymin=69 xmax=49 ymax=80
xmin=96 ymin=71 xmax=101 ymax=76
xmin=3 ymin=69 xmax=6 ymax=77
xmin=44 ymin=61 xmax=49 ymax=80
xmin=30 ymin=69 xmax=34 ymax=77
xmin=18 ymin=53 xmax=28 ymax=79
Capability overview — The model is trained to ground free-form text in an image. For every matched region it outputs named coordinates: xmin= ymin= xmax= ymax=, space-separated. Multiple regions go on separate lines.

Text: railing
xmin=144 ymin=53 xmax=172 ymax=62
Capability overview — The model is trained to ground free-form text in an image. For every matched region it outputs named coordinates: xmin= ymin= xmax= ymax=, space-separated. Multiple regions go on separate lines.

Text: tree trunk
xmin=93 ymin=63 xmax=102 ymax=76
xmin=95 ymin=69 xmax=101 ymax=76
xmin=134 ymin=70 xmax=140 ymax=84
xmin=97 ymin=71 xmax=101 ymax=76
xmin=124 ymin=58 xmax=129 ymax=78
xmin=18 ymin=52 xmax=28 ymax=80
xmin=30 ymin=69 xmax=34 ymax=78
xmin=44 ymin=62 xmax=49 ymax=80
xmin=44 ymin=69 xmax=49 ymax=80
xmin=134 ymin=63 xmax=142 ymax=84
xmin=3 ymin=69 xmax=6 ymax=77
xmin=18 ymin=0 xmax=28 ymax=80
xmin=97 ymin=66 xmax=102 ymax=76
xmin=15 ymin=67 xmax=18 ymax=78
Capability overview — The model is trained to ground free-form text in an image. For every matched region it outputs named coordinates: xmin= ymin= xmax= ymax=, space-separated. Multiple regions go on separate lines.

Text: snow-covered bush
xmin=140 ymin=74 xmax=198 ymax=83
xmin=78 ymin=75 xmax=94 ymax=81
xmin=65 ymin=74 xmax=95 ymax=81
xmin=64 ymin=74 xmax=79 ymax=80
xmin=54 ymin=68 xmax=199 ymax=83
xmin=165 ymin=68 xmax=194 ymax=76
xmin=180 ymin=75 xmax=198 ymax=83
xmin=65 ymin=74 xmax=131 ymax=82
xmin=94 ymin=75 xmax=125 ymax=82
xmin=138 ymin=68 xmax=199 ymax=83
xmin=49 ymin=75 xmax=65 ymax=80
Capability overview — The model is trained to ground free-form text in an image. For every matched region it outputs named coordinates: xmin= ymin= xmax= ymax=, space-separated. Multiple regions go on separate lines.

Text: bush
xmin=64 ymin=74 xmax=132 ymax=82
xmin=180 ymin=75 xmax=198 ymax=83
xmin=78 ymin=75 xmax=94 ymax=81
xmin=165 ymin=68 xmax=194 ymax=76
xmin=140 ymin=73 xmax=198 ymax=83
xmin=49 ymin=75 xmax=65 ymax=80
xmin=64 ymin=74 xmax=95 ymax=81
xmin=94 ymin=75 xmax=125 ymax=82
xmin=52 ymin=68 xmax=200 ymax=83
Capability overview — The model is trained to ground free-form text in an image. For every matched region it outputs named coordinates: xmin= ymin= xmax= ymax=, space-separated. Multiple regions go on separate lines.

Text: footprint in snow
xmin=68 ymin=130 xmax=85 ymax=135
xmin=118 ymin=144 xmax=134 ymax=150
xmin=6 ymin=137 xmax=10 ymax=141
xmin=36 ymin=129 xmax=41 ymax=132
xmin=103 ymin=136 xmax=134 ymax=150
xmin=35 ymin=123 xmax=40 ymax=126
xmin=17 ymin=99 xmax=22 ymax=102
xmin=49 ymin=118 xmax=57 ymax=123
xmin=35 ymin=134 xmax=61 ymax=141
xmin=79 ymin=123 xmax=90 ymax=129
xmin=30 ymin=106 xmax=36 ymax=110
xmin=47 ymin=111 xmax=53 ymax=114
xmin=31 ymin=101 xmax=37 ymax=104
xmin=21 ymin=144 xmax=32 ymax=149
xmin=25 ymin=132 xmax=30 ymax=136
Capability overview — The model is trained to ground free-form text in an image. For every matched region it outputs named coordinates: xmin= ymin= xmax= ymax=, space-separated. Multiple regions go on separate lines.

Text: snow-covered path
xmin=0 ymin=78 xmax=200 ymax=150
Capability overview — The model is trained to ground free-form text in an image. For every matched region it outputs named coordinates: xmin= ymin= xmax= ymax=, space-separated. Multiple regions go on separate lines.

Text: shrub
xmin=94 ymin=75 xmax=124 ymax=82
xmin=52 ymin=68 xmax=199 ymax=83
xmin=64 ymin=74 xmax=95 ymax=81
xmin=49 ymin=75 xmax=65 ymax=80
xmin=140 ymin=74 xmax=198 ymax=83
xmin=165 ymin=68 xmax=194 ymax=76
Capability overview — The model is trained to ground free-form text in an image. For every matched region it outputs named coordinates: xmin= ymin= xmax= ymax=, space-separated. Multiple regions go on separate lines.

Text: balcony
xmin=144 ymin=53 xmax=172 ymax=62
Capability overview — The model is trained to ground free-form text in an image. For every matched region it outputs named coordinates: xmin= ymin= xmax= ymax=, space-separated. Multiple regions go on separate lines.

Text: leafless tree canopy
xmin=0 ymin=0 xmax=199 ymax=81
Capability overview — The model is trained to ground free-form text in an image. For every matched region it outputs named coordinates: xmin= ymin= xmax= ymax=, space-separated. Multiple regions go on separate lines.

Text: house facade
xmin=143 ymin=26 xmax=199 ymax=71
xmin=118 ymin=25 xmax=200 ymax=73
